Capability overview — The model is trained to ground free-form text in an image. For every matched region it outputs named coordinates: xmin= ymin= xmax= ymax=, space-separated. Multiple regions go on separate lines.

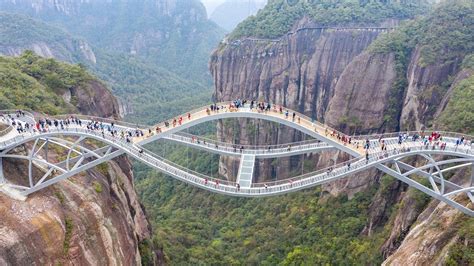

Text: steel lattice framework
xmin=0 ymin=103 xmax=473 ymax=216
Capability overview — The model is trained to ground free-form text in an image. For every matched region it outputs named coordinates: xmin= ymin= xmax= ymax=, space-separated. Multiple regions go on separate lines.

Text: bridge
xmin=0 ymin=103 xmax=473 ymax=216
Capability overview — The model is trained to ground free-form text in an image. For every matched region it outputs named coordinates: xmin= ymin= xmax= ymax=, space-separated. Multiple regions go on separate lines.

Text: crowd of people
xmin=2 ymin=106 xmax=473 ymax=194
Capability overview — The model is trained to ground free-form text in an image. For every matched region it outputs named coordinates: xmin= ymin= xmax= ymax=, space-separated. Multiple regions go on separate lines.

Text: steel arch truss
xmin=379 ymin=153 xmax=474 ymax=216
xmin=0 ymin=134 xmax=120 ymax=196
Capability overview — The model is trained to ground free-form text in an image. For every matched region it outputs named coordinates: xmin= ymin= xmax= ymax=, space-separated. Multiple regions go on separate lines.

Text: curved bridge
xmin=0 ymin=103 xmax=473 ymax=216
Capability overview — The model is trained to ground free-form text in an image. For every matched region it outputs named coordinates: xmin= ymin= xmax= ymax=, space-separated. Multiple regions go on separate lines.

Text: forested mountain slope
xmin=0 ymin=0 xmax=225 ymax=84
xmin=0 ymin=12 xmax=211 ymax=122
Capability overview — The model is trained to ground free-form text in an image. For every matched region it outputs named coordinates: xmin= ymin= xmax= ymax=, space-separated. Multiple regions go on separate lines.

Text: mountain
xmin=210 ymin=0 xmax=266 ymax=31
xmin=0 ymin=12 xmax=211 ymax=122
xmin=0 ymin=12 xmax=96 ymax=64
xmin=229 ymin=0 xmax=430 ymax=39
xmin=0 ymin=52 xmax=160 ymax=264
xmin=135 ymin=0 xmax=474 ymax=264
xmin=0 ymin=0 xmax=225 ymax=84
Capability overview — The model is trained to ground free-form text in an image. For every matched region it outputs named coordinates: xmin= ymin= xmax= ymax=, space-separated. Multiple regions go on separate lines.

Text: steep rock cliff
xmin=400 ymin=47 xmax=461 ymax=130
xmin=211 ymin=20 xmax=385 ymax=181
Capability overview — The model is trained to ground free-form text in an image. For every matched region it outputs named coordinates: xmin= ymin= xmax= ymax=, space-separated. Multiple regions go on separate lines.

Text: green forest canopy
xmin=0 ymin=51 xmax=93 ymax=114
xmin=230 ymin=0 xmax=430 ymax=39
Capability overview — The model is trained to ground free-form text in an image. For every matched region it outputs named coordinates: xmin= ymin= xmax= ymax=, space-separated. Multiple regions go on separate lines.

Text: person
xmin=365 ymin=150 xmax=369 ymax=163
xmin=264 ymin=183 xmax=268 ymax=190
xmin=188 ymin=113 xmax=191 ymax=120
xmin=237 ymin=183 xmax=240 ymax=191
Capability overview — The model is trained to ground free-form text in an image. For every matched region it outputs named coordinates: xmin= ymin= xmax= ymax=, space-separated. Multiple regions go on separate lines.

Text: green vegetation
xmin=54 ymin=190 xmax=66 ymax=205
xmin=93 ymin=181 xmax=103 ymax=194
xmin=369 ymin=0 xmax=474 ymax=130
xmin=230 ymin=0 xmax=429 ymax=40
xmin=370 ymin=0 xmax=474 ymax=66
xmin=96 ymin=163 xmax=109 ymax=177
xmin=0 ymin=51 xmax=92 ymax=114
xmin=0 ymin=1 xmax=224 ymax=85
xmin=446 ymin=217 xmax=474 ymax=265
xmin=89 ymin=51 xmax=213 ymax=124
xmin=437 ymin=74 xmax=474 ymax=134
xmin=138 ymin=239 xmax=158 ymax=266
xmin=134 ymin=141 xmax=395 ymax=264
xmin=63 ymin=217 xmax=74 ymax=255
xmin=0 ymin=12 xmax=90 ymax=63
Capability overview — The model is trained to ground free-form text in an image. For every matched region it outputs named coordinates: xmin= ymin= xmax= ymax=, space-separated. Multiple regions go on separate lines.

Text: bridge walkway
xmin=237 ymin=155 xmax=256 ymax=188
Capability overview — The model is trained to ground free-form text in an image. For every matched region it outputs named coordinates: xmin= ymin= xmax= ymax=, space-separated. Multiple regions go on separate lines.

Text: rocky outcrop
xmin=0 ymin=156 xmax=154 ymax=265
xmin=399 ymin=47 xmax=461 ymax=130
xmin=383 ymin=169 xmax=473 ymax=265
xmin=211 ymin=20 xmax=385 ymax=181
xmin=0 ymin=12 xmax=97 ymax=64
xmin=325 ymin=51 xmax=397 ymax=132
xmin=68 ymin=79 xmax=121 ymax=119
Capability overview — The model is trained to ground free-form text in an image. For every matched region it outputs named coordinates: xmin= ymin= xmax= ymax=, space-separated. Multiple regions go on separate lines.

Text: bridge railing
xmin=352 ymin=131 xmax=474 ymax=142
xmin=252 ymin=141 xmax=474 ymax=189
xmin=170 ymin=132 xmax=325 ymax=151
xmin=1 ymin=124 xmax=473 ymax=196
xmin=48 ymin=114 xmax=148 ymax=130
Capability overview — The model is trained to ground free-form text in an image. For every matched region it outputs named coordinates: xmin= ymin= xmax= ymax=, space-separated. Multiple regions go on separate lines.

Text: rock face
xmin=325 ymin=51 xmax=397 ymax=132
xmin=68 ymin=79 xmax=121 ymax=119
xmin=400 ymin=47 xmax=461 ymax=130
xmin=211 ymin=20 xmax=386 ymax=180
xmin=0 ymin=157 xmax=152 ymax=265
xmin=383 ymin=169 xmax=473 ymax=265
xmin=0 ymin=81 xmax=157 ymax=264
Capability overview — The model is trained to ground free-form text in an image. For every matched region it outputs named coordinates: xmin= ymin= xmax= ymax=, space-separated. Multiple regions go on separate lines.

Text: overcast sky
xmin=201 ymin=0 xmax=226 ymax=15
xmin=201 ymin=0 xmax=266 ymax=16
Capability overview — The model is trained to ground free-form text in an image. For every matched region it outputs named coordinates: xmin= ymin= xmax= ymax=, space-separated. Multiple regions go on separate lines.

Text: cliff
xmin=0 ymin=55 xmax=159 ymax=264
xmin=211 ymin=19 xmax=386 ymax=181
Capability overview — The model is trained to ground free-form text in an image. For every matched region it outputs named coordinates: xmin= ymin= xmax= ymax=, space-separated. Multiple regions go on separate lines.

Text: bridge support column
xmin=471 ymin=164 xmax=474 ymax=188
xmin=377 ymin=164 xmax=474 ymax=217
xmin=0 ymin=157 xmax=4 ymax=184
xmin=237 ymin=155 xmax=255 ymax=188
